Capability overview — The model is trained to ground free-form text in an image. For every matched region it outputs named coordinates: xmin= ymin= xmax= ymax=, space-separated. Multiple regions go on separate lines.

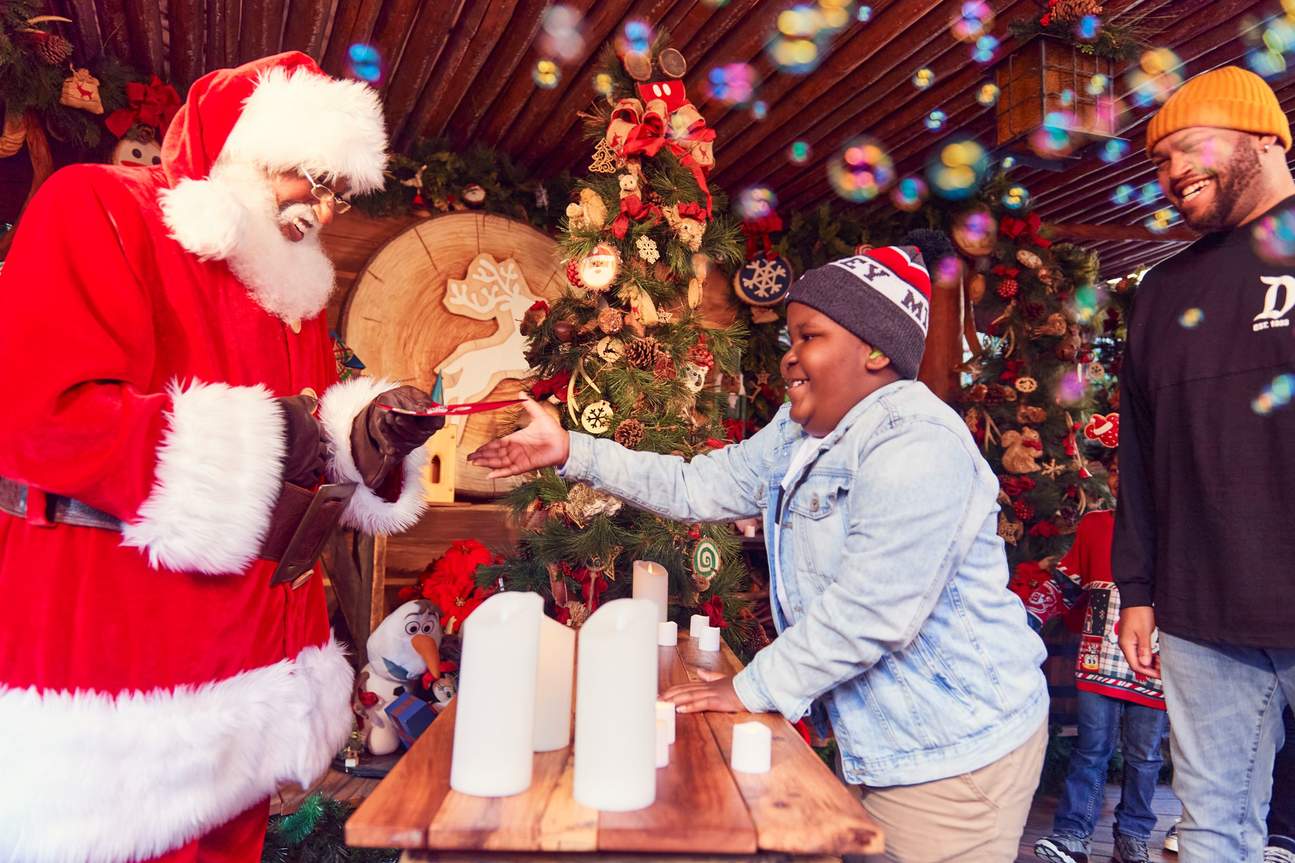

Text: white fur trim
xmin=220 ymin=66 xmax=388 ymax=194
xmin=0 ymin=636 xmax=354 ymax=863
xmin=320 ymin=376 xmax=428 ymax=535
xmin=121 ymin=380 xmax=285 ymax=574
xmin=158 ymin=175 xmax=247 ymax=261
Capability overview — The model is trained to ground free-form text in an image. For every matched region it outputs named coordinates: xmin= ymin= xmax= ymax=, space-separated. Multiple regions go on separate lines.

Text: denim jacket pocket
xmin=788 ymin=475 xmax=849 ymax=586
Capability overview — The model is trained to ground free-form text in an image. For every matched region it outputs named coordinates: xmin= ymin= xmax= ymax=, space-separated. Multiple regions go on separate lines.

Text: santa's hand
xmin=275 ymin=394 xmax=327 ymax=487
xmin=351 ymin=386 xmax=443 ymax=496
xmin=467 ymin=397 xmax=569 ymax=479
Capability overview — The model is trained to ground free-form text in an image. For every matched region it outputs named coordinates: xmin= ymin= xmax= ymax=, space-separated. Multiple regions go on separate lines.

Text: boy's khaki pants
xmin=851 ymin=720 xmax=1048 ymax=863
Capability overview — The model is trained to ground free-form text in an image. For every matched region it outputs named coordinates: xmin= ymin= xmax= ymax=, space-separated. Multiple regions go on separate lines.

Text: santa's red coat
xmin=0 ymin=161 xmax=424 ymax=861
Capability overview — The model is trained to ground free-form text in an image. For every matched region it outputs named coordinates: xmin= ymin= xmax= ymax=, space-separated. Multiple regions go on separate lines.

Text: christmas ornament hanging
xmin=111 ymin=125 xmax=162 ymax=167
xmin=577 ymin=243 xmax=621 ymax=292
xmin=33 ymin=32 xmax=73 ymax=65
xmin=996 ymin=276 xmax=1018 ymax=300
xmin=613 ymin=418 xmax=645 ymax=448
xmin=1083 ymin=413 xmax=1120 ymax=448
xmin=590 ymin=138 xmax=620 ymax=173
xmin=552 ymin=320 xmax=576 ymax=342
xmin=682 ymin=361 xmax=708 ymax=393
xmin=581 ymin=400 xmax=615 ymax=434
xmin=60 ymin=68 xmax=104 ymax=114
xmin=636 ymin=234 xmax=660 ymax=263
xmin=733 ymin=254 xmax=793 ymax=307
xmin=625 ymin=337 xmax=660 ymax=369
xmin=1016 ymin=249 xmax=1044 ymax=270
xmin=692 ymin=537 xmax=721 ymax=590
xmin=624 ymin=51 xmax=653 ymax=81
xmin=596 ymin=305 xmax=625 ymax=334
xmin=658 ymin=48 xmax=688 ymax=78
xmin=461 ymin=184 xmax=487 ymax=207
xmin=594 ymin=336 xmax=625 ymax=363
xmin=1014 ymin=376 xmax=1039 ymax=394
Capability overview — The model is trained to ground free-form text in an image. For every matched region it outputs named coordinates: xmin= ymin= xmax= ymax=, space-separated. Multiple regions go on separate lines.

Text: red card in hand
xmin=379 ymin=398 xmax=524 ymax=417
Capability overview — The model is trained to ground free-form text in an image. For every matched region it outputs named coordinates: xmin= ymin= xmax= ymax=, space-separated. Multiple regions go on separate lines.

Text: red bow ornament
xmin=999 ymin=212 xmax=1052 ymax=249
xmin=106 ymin=76 xmax=181 ymax=139
xmin=742 ymin=212 xmax=783 ymax=259
xmin=610 ymin=194 xmax=662 ymax=239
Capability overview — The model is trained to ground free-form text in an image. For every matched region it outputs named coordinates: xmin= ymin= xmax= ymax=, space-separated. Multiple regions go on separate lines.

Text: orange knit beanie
xmin=1145 ymin=66 xmax=1291 ymax=155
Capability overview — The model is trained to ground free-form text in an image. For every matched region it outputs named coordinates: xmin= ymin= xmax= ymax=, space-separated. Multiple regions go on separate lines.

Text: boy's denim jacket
xmin=561 ymin=379 xmax=1048 ymax=786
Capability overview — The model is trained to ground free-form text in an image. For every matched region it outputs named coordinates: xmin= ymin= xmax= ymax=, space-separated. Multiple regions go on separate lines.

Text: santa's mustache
xmin=277 ymin=202 xmax=319 ymax=236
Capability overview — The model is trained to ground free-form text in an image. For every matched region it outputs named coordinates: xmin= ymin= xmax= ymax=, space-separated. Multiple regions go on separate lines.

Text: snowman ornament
xmin=111 ymin=124 xmax=162 ymax=168
xmin=354 ymin=599 xmax=443 ymax=756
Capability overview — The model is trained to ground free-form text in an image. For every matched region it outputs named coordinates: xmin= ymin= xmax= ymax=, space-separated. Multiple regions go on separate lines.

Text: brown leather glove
xmin=276 ymin=394 xmax=328 ymax=487
xmin=351 ymin=385 xmax=446 ymax=500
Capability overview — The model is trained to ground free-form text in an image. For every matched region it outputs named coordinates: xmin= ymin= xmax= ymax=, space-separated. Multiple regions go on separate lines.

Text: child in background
xmin=1023 ymin=454 xmax=1170 ymax=863
xmin=471 ymin=233 xmax=1049 ymax=862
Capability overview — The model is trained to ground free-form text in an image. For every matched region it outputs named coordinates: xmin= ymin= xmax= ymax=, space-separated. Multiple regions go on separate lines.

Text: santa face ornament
xmin=577 ymin=243 xmax=621 ymax=293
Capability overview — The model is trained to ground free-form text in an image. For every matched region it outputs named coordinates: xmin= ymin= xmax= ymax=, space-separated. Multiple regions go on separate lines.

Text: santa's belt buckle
xmin=270 ymin=482 xmax=357 ymax=589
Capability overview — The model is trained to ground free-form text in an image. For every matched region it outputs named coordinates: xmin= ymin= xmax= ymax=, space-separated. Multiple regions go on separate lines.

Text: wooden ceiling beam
xmin=398 ymin=0 xmax=493 ymax=149
xmin=320 ymin=0 xmax=385 ymax=77
xmin=369 ymin=0 xmax=423 ymax=95
xmin=379 ymin=0 xmax=463 ymax=147
xmin=1048 ymin=221 xmax=1198 ymax=243
xmin=60 ymin=0 xmax=103 ymax=62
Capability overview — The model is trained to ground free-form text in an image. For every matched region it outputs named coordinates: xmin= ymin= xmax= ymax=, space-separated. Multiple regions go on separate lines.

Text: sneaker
xmin=1113 ymin=834 xmax=1151 ymax=863
xmin=1265 ymin=847 xmax=1295 ymax=863
xmin=1163 ymin=821 xmax=1179 ymax=853
xmin=1035 ymin=834 xmax=1089 ymax=863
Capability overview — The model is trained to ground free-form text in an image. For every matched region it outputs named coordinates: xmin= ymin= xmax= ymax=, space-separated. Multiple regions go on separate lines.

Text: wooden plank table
xmin=347 ymin=631 xmax=883 ymax=861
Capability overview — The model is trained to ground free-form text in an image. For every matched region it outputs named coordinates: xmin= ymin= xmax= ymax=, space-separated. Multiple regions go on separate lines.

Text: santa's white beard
xmin=207 ymin=162 xmax=336 ymax=324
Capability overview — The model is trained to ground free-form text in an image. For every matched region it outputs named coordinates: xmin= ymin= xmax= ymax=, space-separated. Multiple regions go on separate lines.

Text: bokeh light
xmin=972 ymin=34 xmax=999 ymax=63
xmin=737 ymin=186 xmax=778 ymax=221
xmin=828 ymin=137 xmax=895 ymax=202
xmin=1251 ymin=207 xmax=1295 ymax=265
xmin=912 ymin=67 xmax=936 ymax=89
xmin=752 ymin=100 xmax=768 ymax=120
xmin=621 ymin=20 xmax=653 ymax=54
xmin=1087 ymin=74 xmax=1109 ymax=95
xmin=1252 ymin=373 xmax=1295 ymax=415
xmin=1178 ymin=308 xmax=1205 ymax=329
xmin=925 ymin=109 xmax=947 ymax=131
xmin=788 ymin=140 xmax=812 ymax=164
xmin=769 ymin=36 xmax=821 ymax=74
xmin=1030 ymin=110 xmax=1077 ymax=158
xmin=1145 ymin=208 xmax=1179 ymax=234
xmin=533 ymin=59 xmax=561 ymax=89
xmin=707 ymin=63 xmax=756 ymax=104
xmin=1075 ymin=14 xmax=1101 ymax=41
xmin=1112 ymin=184 xmax=1135 ymax=206
xmin=1139 ymin=182 xmax=1161 ymax=206
xmin=348 ymin=44 xmax=382 ymax=83
xmin=951 ymin=1 xmax=994 ymax=42
xmin=1126 ymin=48 xmax=1183 ymax=106
xmin=593 ymin=72 xmax=614 ymax=97
xmin=1002 ymin=184 xmax=1031 ymax=211
xmin=952 ymin=208 xmax=997 ymax=255
xmin=1057 ymin=368 xmax=1087 ymax=405
xmin=890 ymin=175 xmax=929 ymax=212
xmin=976 ymin=82 xmax=1000 ymax=106
xmin=540 ymin=5 xmax=585 ymax=62
xmin=933 ymin=255 xmax=964 ymax=289
xmin=1099 ymin=139 xmax=1130 ymax=163
xmin=927 ymin=138 xmax=990 ymax=201
xmin=857 ymin=5 xmax=873 ymax=22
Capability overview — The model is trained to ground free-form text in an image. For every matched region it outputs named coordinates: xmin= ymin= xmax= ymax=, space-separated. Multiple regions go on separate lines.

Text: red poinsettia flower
xmin=417 ymin=539 xmax=498 ymax=634
xmin=700 ymin=595 xmax=728 ymax=629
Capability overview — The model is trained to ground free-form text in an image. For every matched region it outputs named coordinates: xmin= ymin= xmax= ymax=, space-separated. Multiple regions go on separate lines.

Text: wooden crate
xmin=322 ymin=502 xmax=521 ymax=665
xmin=995 ymin=35 xmax=1115 ymax=148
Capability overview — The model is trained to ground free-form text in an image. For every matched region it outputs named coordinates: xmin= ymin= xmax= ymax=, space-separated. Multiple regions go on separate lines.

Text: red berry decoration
xmin=565 ymin=259 xmax=584 ymax=290
xmin=687 ymin=344 xmax=715 ymax=369
xmin=1013 ymin=499 xmax=1035 ymax=521
xmin=996 ymin=276 xmax=1019 ymax=300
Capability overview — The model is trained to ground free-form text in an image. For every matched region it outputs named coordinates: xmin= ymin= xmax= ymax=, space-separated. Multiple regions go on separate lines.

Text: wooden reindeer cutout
xmin=436 ymin=253 xmax=543 ymax=443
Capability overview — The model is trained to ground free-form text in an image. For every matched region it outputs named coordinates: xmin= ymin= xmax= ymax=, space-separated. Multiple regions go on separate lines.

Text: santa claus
xmin=0 ymin=53 xmax=444 ymax=861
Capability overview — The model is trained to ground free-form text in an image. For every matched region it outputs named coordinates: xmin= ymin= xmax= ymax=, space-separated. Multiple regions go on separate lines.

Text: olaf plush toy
xmin=354 ymin=599 xmax=443 ymax=755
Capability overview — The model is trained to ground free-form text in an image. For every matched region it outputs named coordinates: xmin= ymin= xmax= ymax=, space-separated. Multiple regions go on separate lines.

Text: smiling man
xmin=1114 ymin=66 xmax=1295 ymax=863
xmin=0 ymin=53 xmax=445 ymax=863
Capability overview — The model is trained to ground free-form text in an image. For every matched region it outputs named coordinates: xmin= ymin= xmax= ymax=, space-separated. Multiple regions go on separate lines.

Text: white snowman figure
xmin=354 ymin=599 xmax=443 ymax=755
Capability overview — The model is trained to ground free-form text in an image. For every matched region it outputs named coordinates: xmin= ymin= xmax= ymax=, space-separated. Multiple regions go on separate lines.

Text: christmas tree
xmin=481 ymin=39 xmax=761 ymax=650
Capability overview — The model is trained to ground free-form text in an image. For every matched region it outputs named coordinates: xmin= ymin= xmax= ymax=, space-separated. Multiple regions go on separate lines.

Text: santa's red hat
xmin=159 ymin=52 xmax=387 ymax=259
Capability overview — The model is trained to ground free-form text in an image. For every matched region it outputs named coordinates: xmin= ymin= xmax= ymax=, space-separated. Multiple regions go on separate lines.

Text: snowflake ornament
xmin=732 ymin=254 xmax=793 ymax=307
xmin=636 ymin=235 xmax=660 ymax=264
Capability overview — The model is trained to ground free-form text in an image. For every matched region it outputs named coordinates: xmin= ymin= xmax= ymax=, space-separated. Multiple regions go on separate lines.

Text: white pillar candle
xmin=657 ymin=620 xmax=678 ymax=646
xmin=450 ymin=592 xmax=544 ymax=797
xmin=699 ymin=624 xmax=721 ymax=652
xmin=655 ymin=717 xmax=670 ymax=768
xmin=573 ymin=598 xmax=659 ymax=812
xmin=655 ymin=700 xmax=675 ymax=744
xmin=632 ymin=560 xmax=669 ymax=623
xmin=533 ymin=615 xmax=575 ymax=752
xmin=730 ymin=721 xmax=772 ymax=774
xmin=689 ymin=613 xmax=709 ymax=638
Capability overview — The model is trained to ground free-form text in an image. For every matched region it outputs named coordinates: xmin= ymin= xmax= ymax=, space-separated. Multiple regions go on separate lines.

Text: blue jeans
xmin=1160 ymin=632 xmax=1295 ymax=862
xmin=1052 ymin=688 xmax=1168 ymax=841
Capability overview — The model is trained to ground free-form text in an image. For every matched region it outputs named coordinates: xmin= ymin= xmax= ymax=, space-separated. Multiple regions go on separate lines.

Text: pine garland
xmin=260 ymin=794 xmax=398 ymax=863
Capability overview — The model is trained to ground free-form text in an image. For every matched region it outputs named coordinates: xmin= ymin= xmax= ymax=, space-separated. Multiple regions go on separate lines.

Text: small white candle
xmin=450 ymin=592 xmax=544 ymax=797
xmin=657 ymin=620 xmax=678 ymax=646
xmin=743 ymin=523 xmax=757 ymax=538
xmin=689 ymin=614 xmax=709 ymax=638
xmin=655 ymin=717 xmax=670 ymax=768
xmin=573 ymin=598 xmax=659 ymax=812
xmin=656 ymin=700 xmax=675 ymax=744
xmin=699 ymin=625 xmax=721 ymax=652
xmin=632 ymin=560 xmax=669 ymax=623
xmin=533 ymin=615 xmax=575 ymax=752
xmin=730 ymin=721 xmax=772 ymax=774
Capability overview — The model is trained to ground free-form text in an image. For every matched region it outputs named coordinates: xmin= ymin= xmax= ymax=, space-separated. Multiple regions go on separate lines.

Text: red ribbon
xmin=614 ymin=102 xmax=715 ymax=218
xmin=106 ymin=76 xmax=181 ymax=139
xmin=531 ymin=369 xmax=571 ymax=402
xmin=701 ymin=595 xmax=728 ymax=629
xmin=991 ymin=264 xmax=1021 ymax=278
xmin=742 ymin=212 xmax=783 ymax=259
xmin=611 ymin=194 xmax=662 ymax=239
xmin=574 ymin=567 xmax=606 ymax=613
xmin=999 ymin=213 xmax=1052 ymax=248
xmin=378 ymin=398 xmax=524 ymax=417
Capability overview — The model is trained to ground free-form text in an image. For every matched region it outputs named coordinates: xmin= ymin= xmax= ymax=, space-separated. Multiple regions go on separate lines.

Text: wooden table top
xmin=346 ymin=631 xmax=882 ymax=859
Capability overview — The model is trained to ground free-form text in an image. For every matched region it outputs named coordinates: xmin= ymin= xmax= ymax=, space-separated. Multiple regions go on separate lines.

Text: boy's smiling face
xmin=781 ymin=302 xmax=898 ymax=436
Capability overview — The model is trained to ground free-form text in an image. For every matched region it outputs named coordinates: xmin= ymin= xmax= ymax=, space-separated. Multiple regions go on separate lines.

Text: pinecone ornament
xmin=653 ymin=353 xmax=677 ymax=381
xmin=613 ymin=418 xmax=645 ymax=448
xmin=36 ymin=33 xmax=73 ymax=66
xmin=996 ymin=276 xmax=1019 ymax=300
xmin=625 ymin=337 xmax=659 ymax=369
xmin=1051 ymin=0 xmax=1102 ymax=24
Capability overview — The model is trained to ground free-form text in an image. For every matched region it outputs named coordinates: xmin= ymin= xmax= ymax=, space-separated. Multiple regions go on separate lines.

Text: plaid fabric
xmin=1062 ymin=575 xmax=1164 ymax=707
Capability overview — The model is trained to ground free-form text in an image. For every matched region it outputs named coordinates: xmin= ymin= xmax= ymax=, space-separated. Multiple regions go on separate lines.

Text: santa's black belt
xmin=0 ymin=476 xmax=356 ymax=588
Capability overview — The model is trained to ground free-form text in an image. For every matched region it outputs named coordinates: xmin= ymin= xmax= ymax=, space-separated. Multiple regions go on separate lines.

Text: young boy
xmin=1023 ymin=455 xmax=1170 ymax=863
xmin=471 ymin=237 xmax=1049 ymax=862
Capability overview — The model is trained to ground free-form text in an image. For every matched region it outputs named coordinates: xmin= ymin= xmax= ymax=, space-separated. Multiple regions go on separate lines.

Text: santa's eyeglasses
xmin=302 ymin=169 xmax=352 ymax=215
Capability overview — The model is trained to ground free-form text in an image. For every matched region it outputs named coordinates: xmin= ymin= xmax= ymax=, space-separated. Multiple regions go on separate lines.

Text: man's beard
xmin=1182 ymin=141 xmax=1263 ymax=232
xmin=208 ymin=162 xmax=336 ymax=323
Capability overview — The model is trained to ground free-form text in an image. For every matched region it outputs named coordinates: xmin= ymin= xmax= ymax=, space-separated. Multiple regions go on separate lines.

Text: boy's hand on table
xmin=661 ymin=670 xmax=746 ymax=714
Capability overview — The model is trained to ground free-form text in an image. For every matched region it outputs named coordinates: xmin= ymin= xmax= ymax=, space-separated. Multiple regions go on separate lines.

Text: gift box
xmin=385 ymin=692 xmax=437 ymax=749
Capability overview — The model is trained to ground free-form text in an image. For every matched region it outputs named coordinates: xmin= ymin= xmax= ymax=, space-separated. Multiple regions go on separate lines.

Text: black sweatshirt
xmin=1113 ymin=198 xmax=1295 ymax=648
